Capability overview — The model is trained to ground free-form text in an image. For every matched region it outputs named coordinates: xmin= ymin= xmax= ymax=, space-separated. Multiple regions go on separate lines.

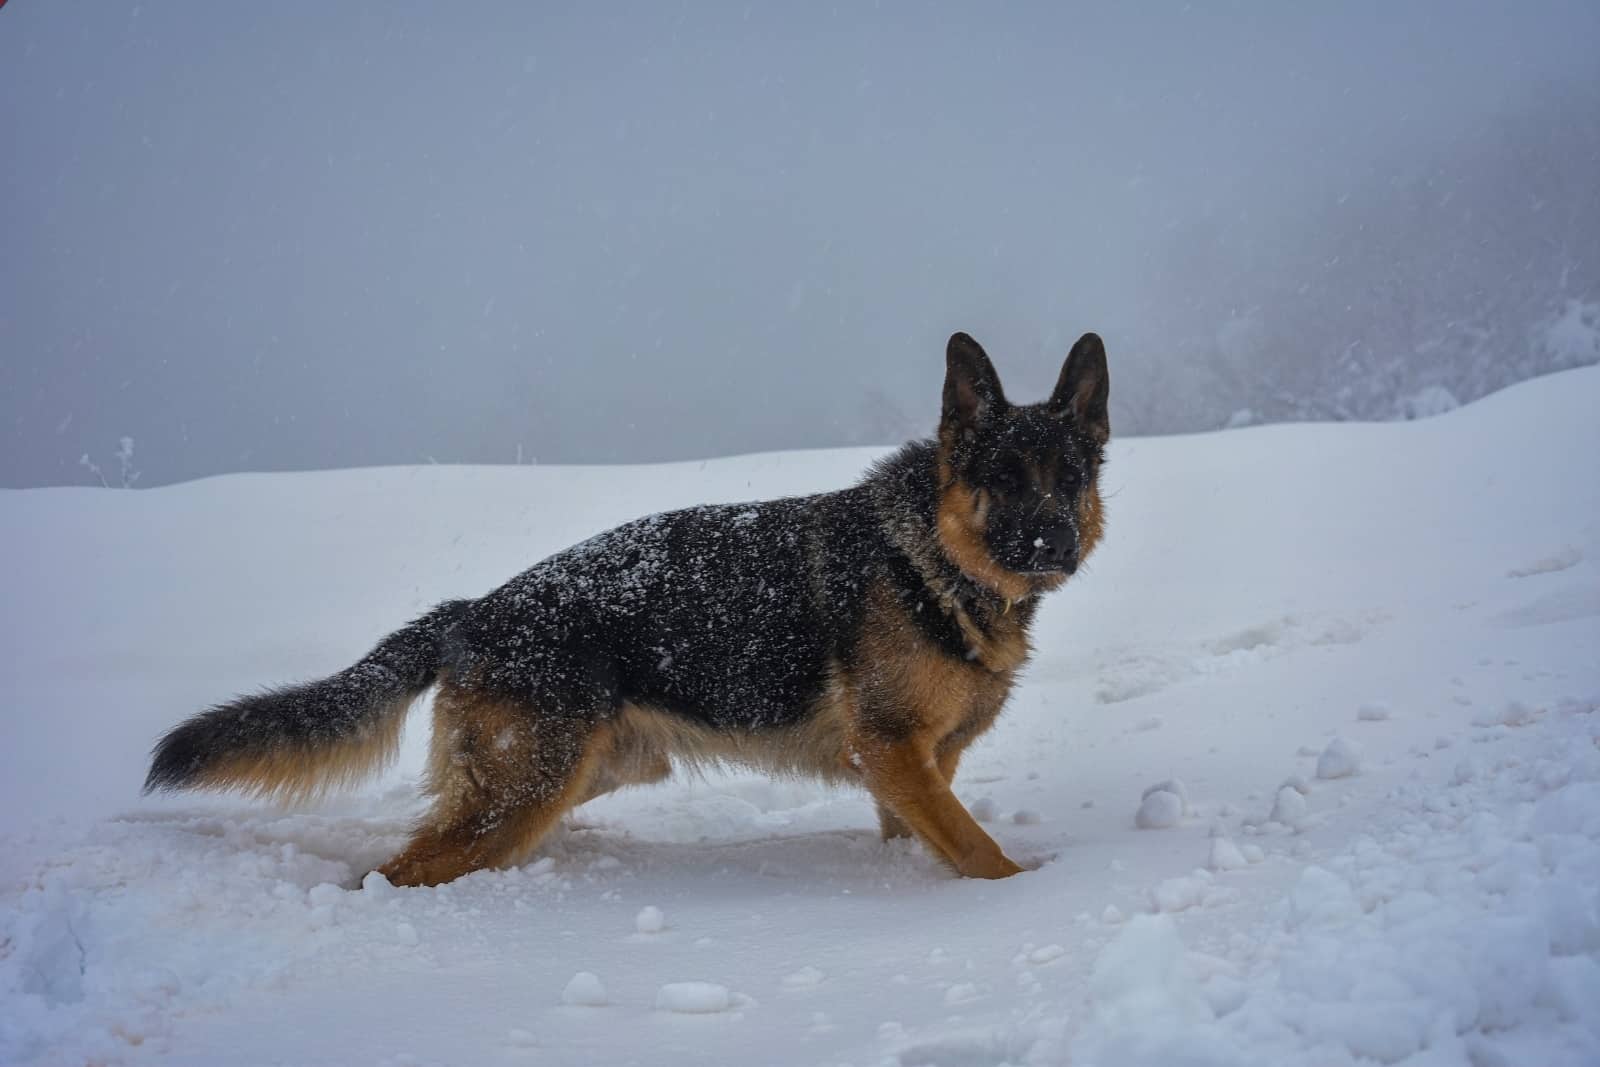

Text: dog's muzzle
xmin=1026 ymin=522 xmax=1078 ymax=574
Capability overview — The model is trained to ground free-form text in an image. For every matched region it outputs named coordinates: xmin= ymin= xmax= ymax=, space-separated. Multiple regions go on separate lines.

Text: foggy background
xmin=2 ymin=2 xmax=1597 ymax=489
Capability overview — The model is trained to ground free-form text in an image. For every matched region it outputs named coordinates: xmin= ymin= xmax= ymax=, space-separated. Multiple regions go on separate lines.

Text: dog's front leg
xmin=854 ymin=737 xmax=1023 ymax=879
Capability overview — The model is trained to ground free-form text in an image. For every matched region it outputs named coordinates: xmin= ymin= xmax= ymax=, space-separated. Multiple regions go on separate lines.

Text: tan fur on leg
xmin=877 ymin=802 xmax=913 ymax=841
xmin=377 ymin=687 xmax=609 ymax=887
xmin=854 ymin=736 xmax=1021 ymax=879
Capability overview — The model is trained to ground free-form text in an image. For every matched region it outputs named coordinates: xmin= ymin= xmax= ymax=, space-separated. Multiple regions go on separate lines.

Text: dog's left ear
xmin=1049 ymin=332 xmax=1110 ymax=444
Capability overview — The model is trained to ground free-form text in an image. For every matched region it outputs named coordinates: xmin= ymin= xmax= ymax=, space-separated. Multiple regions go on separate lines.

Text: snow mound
xmin=1150 ymin=870 xmax=1229 ymax=914
xmin=1136 ymin=790 xmax=1184 ymax=829
xmin=780 ymin=966 xmax=825 ymax=990
xmin=561 ymin=972 xmax=608 ymax=1007
xmin=1137 ymin=779 xmax=1191 ymax=829
xmin=1207 ymin=837 xmax=1248 ymax=871
xmin=1091 ymin=915 xmax=1212 ymax=1027
xmin=655 ymin=982 xmax=734 ymax=1014
xmin=1357 ymin=701 xmax=1392 ymax=721
xmin=1270 ymin=786 xmax=1309 ymax=828
xmin=1 ymin=364 xmax=1597 ymax=1066
xmin=1472 ymin=700 xmax=1539 ymax=728
xmin=1316 ymin=737 xmax=1362 ymax=779
xmin=1279 ymin=773 xmax=1311 ymax=796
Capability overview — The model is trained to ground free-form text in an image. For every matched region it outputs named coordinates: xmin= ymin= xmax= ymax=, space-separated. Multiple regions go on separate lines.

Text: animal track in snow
xmin=1492 ymin=584 xmax=1600 ymax=628
xmin=1094 ymin=612 xmax=1381 ymax=705
xmin=1505 ymin=544 xmax=1582 ymax=578
xmin=888 ymin=1028 xmax=1043 ymax=1067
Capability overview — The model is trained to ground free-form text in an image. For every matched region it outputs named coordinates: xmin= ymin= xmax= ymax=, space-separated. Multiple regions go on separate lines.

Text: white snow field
xmin=3 ymin=367 xmax=1598 ymax=1066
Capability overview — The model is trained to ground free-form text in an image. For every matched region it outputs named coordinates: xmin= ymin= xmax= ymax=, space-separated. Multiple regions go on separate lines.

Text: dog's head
xmin=935 ymin=331 xmax=1109 ymax=601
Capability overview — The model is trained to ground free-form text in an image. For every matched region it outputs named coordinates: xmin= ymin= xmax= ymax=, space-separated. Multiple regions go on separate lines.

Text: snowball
xmin=781 ymin=966 xmax=825 ymax=989
xmin=1101 ymin=905 xmax=1124 ymax=925
xmin=1357 ymin=701 xmax=1392 ymax=721
xmin=1279 ymin=774 xmax=1312 ymax=796
xmin=361 ymin=871 xmax=397 ymax=900
xmin=1011 ymin=808 xmax=1041 ymax=825
xmin=634 ymin=905 xmax=665 ymax=934
xmin=1141 ymin=778 xmax=1191 ymax=813
xmin=1240 ymin=844 xmax=1265 ymax=864
xmin=1028 ymin=943 xmax=1067 ymax=964
xmin=1315 ymin=737 xmax=1361 ymax=779
xmin=1150 ymin=871 xmax=1212 ymax=914
xmin=1208 ymin=837 xmax=1248 ymax=871
xmin=1472 ymin=700 xmax=1538 ymax=728
xmin=943 ymin=982 xmax=979 ymax=1006
xmin=1270 ymin=786 xmax=1308 ymax=827
xmin=655 ymin=981 xmax=731 ymax=1014
xmin=1136 ymin=790 xmax=1184 ymax=829
xmin=561 ymin=972 xmax=609 ymax=1007
xmin=969 ymin=796 xmax=999 ymax=822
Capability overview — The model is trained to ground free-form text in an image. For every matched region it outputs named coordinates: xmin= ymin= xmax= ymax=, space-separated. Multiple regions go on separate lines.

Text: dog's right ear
xmin=943 ymin=332 xmax=1005 ymax=434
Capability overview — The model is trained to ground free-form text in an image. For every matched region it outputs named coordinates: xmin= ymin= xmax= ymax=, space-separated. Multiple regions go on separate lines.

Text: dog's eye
xmin=990 ymin=466 xmax=1024 ymax=495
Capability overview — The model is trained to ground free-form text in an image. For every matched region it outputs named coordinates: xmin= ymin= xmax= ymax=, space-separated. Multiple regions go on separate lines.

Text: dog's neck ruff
xmin=940 ymin=566 xmax=1029 ymax=617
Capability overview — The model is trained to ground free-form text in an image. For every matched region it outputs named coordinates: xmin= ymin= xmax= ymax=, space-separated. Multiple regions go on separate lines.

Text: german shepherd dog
xmin=145 ymin=332 xmax=1109 ymax=885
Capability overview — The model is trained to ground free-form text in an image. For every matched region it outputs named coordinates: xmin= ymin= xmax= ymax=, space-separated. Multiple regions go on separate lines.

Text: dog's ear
xmin=1049 ymin=332 xmax=1110 ymax=444
xmin=943 ymin=332 xmax=1005 ymax=433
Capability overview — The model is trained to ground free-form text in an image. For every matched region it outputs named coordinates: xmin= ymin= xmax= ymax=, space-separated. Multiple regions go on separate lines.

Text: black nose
xmin=1036 ymin=526 xmax=1078 ymax=573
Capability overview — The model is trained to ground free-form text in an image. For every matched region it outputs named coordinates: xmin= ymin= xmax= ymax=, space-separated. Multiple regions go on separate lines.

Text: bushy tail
xmin=144 ymin=600 xmax=471 ymax=804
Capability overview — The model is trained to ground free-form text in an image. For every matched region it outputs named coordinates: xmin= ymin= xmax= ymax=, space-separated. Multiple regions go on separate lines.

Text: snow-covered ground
xmin=2 ymin=368 xmax=1598 ymax=1066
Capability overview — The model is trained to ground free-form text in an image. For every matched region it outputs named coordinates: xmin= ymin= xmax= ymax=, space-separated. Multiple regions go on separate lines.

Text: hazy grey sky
xmin=3 ymin=2 xmax=1597 ymax=486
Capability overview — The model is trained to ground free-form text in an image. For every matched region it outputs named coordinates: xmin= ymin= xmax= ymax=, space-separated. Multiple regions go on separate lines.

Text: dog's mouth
xmin=1019 ymin=542 xmax=1077 ymax=576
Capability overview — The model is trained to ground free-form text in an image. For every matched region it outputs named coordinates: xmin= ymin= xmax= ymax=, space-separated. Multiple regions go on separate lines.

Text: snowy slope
xmin=2 ymin=368 xmax=1598 ymax=1067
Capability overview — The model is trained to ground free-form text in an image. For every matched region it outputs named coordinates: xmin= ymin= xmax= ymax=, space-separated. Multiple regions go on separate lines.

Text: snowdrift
xmin=2 ymin=368 xmax=1598 ymax=1065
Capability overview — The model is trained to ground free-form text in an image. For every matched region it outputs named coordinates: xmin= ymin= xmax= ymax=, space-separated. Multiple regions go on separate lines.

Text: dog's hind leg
xmin=376 ymin=686 xmax=609 ymax=887
xmin=577 ymin=729 xmax=673 ymax=806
